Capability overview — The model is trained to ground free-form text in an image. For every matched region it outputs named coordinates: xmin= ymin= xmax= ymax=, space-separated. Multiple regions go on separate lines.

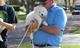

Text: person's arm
xmin=31 ymin=19 xmax=61 ymax=35
xmin=41 ymin=8 xmax=67 ymax=35
xmin=0 ymin=22 xmax=16 ymax=31
xmin=41 ymin=24 xmax=61 ymax=35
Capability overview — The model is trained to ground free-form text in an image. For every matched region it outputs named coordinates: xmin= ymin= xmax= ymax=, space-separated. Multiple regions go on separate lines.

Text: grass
xmin=70 ymin=28 xmax=80 ymax=34
xmin=17 ymin=14 xmax=26 ymax=21
xmin=18 ymin=44 xmax=80 ymax=48
xmin=66 ymin=10 xmax=71 ymax=13
xmin=61 ymin=45 xmax=80 ymax=48
xmin=19 ymin=44 xmax=32 ymax=48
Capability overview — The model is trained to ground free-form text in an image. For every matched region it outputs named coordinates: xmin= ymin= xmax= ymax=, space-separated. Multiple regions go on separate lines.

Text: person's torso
xmin=33 ymin=5 xmax=66 ymax=46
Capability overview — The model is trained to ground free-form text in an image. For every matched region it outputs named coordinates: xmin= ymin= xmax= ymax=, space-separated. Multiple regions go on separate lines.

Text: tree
xmin=21 ymin=0 xmax=35 ymax=14
xmin=7 ymin=0 xmax=36 ymax=14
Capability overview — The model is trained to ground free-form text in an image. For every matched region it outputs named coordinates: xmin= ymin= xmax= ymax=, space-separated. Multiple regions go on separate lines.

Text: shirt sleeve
xmin=7 ymin=6 xmax=17 ymax=23
xmin=52 ymin=8 xmax=67 ymax=31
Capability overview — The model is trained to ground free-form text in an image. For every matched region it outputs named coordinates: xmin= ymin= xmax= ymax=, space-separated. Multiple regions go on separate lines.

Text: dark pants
xmin=0 ymin=29 xmax=7 ymax=48
xmin=0 ymin=41 xmax=7 ymax=48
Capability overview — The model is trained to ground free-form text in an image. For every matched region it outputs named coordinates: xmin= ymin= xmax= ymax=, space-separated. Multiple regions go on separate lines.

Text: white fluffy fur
xmin=25 ymin=5 xmax=48 ymax=39
xmin=26 ymin=5 xmax=48 ymax=32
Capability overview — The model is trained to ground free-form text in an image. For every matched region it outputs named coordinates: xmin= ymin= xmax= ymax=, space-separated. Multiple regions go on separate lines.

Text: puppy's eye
xmin=41 ymin=14 xmax=43 ymax=16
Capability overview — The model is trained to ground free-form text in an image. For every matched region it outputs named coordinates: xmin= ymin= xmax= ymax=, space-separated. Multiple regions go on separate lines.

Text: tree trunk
xmin=21 ymin=0 xmax=35 ymax=14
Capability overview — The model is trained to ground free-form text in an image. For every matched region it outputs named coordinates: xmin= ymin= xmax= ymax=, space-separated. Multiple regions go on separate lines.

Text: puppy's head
xmin=34 ymin=5 xmax=48 ymax=17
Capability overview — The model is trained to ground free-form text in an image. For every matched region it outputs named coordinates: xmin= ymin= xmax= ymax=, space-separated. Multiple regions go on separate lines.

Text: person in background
xmin=0 ymin=0 xmax=17 ymax=48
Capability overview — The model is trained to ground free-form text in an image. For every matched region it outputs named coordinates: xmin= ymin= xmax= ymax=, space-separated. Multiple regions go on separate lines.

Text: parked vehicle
xmin=71 ymin=0 xmax=80 ymax=15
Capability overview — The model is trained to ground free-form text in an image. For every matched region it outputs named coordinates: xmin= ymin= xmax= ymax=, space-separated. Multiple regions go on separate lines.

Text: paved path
xmin=62 ymin=15 xmax=80 ymax=45
xmin=62 ymin=34 xmax=80 ymax=45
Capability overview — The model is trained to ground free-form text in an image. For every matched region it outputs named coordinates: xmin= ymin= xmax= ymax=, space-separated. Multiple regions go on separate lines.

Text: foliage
xmin=70 ymin=28 xmax=80 ymax=34
xmin=17 ymin=14 xmax=26 ymax=21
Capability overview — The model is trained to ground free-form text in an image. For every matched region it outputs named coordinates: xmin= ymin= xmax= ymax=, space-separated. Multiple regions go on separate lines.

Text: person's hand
xmin=11 ymin=25 xmax=16 ymax=30
xmin=32 ymin=19 xmax=38 ymax=32
xmin=5 ymin=24 xmax=16 ymax=31
xmin=0 ymin=21 xmax=16 ymax=31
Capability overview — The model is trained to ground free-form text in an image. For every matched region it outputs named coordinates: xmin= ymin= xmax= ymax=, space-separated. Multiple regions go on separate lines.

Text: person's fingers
xmin=32 ymin=19 xmax=38 ymax=30
xmin=13 ymin=25 xmax=16 ymax=30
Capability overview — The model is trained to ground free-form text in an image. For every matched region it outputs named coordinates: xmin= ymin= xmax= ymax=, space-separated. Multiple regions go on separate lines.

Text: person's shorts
xmin=33 ymin=44 xmax=61 ymax=48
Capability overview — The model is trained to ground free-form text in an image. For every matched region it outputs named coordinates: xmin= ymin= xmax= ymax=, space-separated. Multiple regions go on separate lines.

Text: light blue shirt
xmin=33 ymin=4 xmax=67 ymax=46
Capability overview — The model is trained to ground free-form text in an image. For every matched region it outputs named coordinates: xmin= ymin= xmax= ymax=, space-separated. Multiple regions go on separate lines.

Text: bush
xmin=70 ymin=28 xmax=80 ymax=34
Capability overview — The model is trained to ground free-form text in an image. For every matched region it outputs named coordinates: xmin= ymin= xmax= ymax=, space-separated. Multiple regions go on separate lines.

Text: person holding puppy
xmin=25 ymin=5 xmax=48 ymax=39
xmin=32 ymin=0 xmax=67 ymax=48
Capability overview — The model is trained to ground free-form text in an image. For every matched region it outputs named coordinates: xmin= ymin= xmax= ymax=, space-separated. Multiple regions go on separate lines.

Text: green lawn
xmin=70 ymin=28 xmax=80 ymax=34
xmin=62 ymin=45 xmax=80 ymax=48
xmin=17 ymin=14 xmax=26 ymax=20
xmin=18 ymin=44 xmax=32 ymax=48
xmin=66 ymin=10 xmax=71 ymax=13
xmin=18 ymin=44 xmax=80 ymax=48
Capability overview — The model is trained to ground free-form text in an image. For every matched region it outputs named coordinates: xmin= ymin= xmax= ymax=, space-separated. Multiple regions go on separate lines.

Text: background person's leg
xmin=0 ymin=41 xmax=7 ymax=48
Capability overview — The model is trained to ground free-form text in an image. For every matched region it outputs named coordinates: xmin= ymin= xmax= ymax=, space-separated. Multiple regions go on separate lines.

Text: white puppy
xmin=25 ymin=5 xmax=48 ymax=38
